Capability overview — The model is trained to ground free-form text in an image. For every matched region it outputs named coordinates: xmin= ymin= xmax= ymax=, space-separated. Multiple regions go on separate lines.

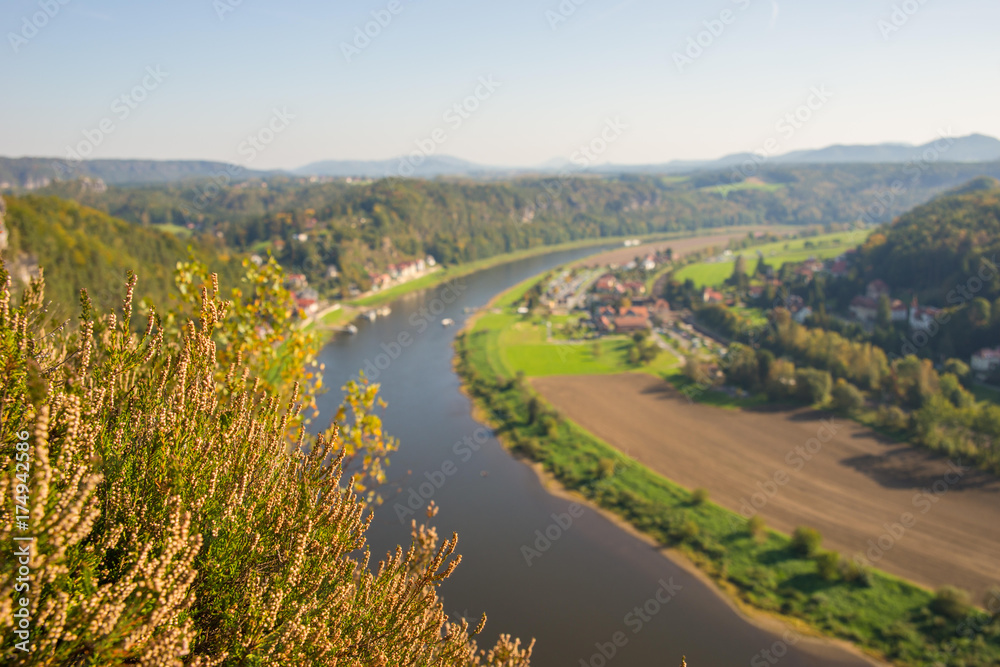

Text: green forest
xmin=1 ymin=194 xmax=238 ymax=317
xmin=24 ymin=161 xmax=1000 ymax=297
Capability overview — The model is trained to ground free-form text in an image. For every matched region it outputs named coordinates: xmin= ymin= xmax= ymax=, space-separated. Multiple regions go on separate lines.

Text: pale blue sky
xmin=1 ymin=0 xmax=997 ymax=169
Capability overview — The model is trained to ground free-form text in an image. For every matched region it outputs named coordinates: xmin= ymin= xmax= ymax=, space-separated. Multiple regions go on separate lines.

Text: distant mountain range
xmin=3 ymin=134 xmax=999 ymax=187
xmin=595 ymin=133 xmax=1000 ymax=175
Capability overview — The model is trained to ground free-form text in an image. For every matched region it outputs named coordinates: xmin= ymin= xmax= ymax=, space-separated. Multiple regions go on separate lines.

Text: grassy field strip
xmin=674 ymin=231 xmax=854 ymax=287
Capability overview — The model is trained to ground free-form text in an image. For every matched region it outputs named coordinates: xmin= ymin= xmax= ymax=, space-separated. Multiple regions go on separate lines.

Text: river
xmin=311 ymin=244 xmax=875 ymax=667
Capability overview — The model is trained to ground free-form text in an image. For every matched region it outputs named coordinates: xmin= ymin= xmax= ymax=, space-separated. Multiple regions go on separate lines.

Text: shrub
xmin=765 ymin=358 xmax=797 ymax=400
xmin=840 ymin=557 xmax=873 ymax=587
xmin=877 ymin=405 xmax=911 ymax=432
xmin=814 ymin=550 xmax=841 ymax=581
xmin=932 ymin=587 xmax=972 ymax=621
xmin=678 ymin=520 xmax=701 ymax=543
xmin=795 ymin=368 xmax=833 ymax=405
xmin=830 ymin=379 xmax=865 ymax=414
xmin=691 ymin=487 xmax=710 ymax=505
xmin=747 ymin=515 xmax=767 ymax=539
xmin=791 ymin=526 xmax=823 ymax=557
xmin=0 ymin=267 xmax=533 ymax=666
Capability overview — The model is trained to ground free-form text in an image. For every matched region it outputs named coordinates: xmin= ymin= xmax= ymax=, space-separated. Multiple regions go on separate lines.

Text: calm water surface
xmin=313 ymin=247 xmax=873 ymax=667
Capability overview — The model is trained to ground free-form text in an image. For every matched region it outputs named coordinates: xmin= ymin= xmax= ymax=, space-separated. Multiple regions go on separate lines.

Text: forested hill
xmin=856 ymin=177 xmax=1000 ymax=303
xmin=15 ymin=161 xmax=1000 ymax=297
xmin=0 ymin=157 xmax=275 ymax=188
xmin=0 ymin=195 xmax=239 ymax=317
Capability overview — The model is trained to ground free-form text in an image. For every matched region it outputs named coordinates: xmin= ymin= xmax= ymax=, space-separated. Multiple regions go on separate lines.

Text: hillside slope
xmin=0 ymin=194 xmax=238 ymax=315
xmin=858 ymin=179 xmax=1000 ymax=302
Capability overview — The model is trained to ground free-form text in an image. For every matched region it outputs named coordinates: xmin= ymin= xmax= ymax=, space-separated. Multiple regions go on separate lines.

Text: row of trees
xmin=711 ymin=305 xmax=1000 ymax=472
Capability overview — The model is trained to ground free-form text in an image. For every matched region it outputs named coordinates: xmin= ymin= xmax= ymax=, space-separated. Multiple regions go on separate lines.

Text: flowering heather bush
xmin=0 ymin=264 xmax=533 ymax=666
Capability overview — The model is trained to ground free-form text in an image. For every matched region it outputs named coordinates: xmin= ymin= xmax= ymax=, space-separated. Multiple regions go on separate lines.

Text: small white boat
xmin=377 ymin=306 xmax=392 ymax=316
xmin=441 ymin=318 xmax=455 ymax=327
xmin=364 ymin=310 xmax=377 ymax=322
xmin=345 ymin=324 xmax=358 ymax=334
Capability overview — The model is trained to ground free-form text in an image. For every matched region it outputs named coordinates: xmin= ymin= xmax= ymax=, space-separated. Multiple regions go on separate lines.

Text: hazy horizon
xmin=2 ymin=0 xmax=998 ymax=170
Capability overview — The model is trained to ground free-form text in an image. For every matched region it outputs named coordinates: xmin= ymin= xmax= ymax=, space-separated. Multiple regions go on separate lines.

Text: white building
xmin=792 ymin=306 xmax=813 ymax=324
xmin=971 ymin=348 xmax=1000 ymax=376
xmin=909 ymin=300 xmax=942 ymax=332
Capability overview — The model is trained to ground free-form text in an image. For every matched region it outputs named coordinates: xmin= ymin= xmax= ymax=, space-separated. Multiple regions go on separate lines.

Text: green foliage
xmin=858 ymin=184 xmax=1000 ymax=304
xmin=691 ymin=487 xmax=709 ymax=505
xmin=839 ymin=558 xmax=872 ymax=587
xmin=932 ymin=587 xmax=972 ymax=621
xmin=677 ymin=520 xmax=701 ymax=542
xmin=747 ymin=515 xmax=767 ymax=539
xmin=765 ymin=358 xmax=797 ymax=400
xmin=795 ymin=367 xmax=832 ymax=405
xmin=722 ymin=342 xmax=760 ymax=390
xmin=877 ymin=405 xmax=910 ymax=433
xmin=791 ymin=526 xmax=823 ymax=557
xmin=830 ymin=378 xmax=865 ymax=414
xmin=814 ymin=550 xmax=841 ymax=582
xmin=1 ymin=194 xmax=239 ymax=318
xmin=0 ymin=264 xmax=532 ymax=666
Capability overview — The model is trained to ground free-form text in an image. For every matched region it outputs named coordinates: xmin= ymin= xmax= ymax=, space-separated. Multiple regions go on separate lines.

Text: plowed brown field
xmin=532 ymin=373 xmax=1000 ymax=599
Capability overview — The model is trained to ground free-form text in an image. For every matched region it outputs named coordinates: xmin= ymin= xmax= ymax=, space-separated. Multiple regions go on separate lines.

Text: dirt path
xmin=532 ymin=373 xmax=1000 ymax=600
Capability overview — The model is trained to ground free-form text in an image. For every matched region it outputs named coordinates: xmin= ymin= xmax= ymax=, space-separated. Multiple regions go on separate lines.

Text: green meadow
xmin=674 ymin=231 xmax=855 ymax=287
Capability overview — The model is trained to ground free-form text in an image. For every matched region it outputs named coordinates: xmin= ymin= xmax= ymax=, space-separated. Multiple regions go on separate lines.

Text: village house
xmin=592 ymin=304 xmax=652 ymax=333
xmin=295 ymin=287 xmax=320 ymax=316
xmin=829 ymin=257 xmax=849 ymax=278
xmin=850 ymin=295 xmax=878 ymax=322
xmin=622 ymin=280 xmax=646 ymax=295
xmin=908 ymin=298 xmax=942 ymax=332
xmin=594 ymin=274 xmax=620 ymax=293
xmin=971 ymin=347 xmax=1000 ymax=377
xmin=890 ymin=299 xmax=908 ymax=322
xmin=702 ymin=287 xmax=724 ymax=304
